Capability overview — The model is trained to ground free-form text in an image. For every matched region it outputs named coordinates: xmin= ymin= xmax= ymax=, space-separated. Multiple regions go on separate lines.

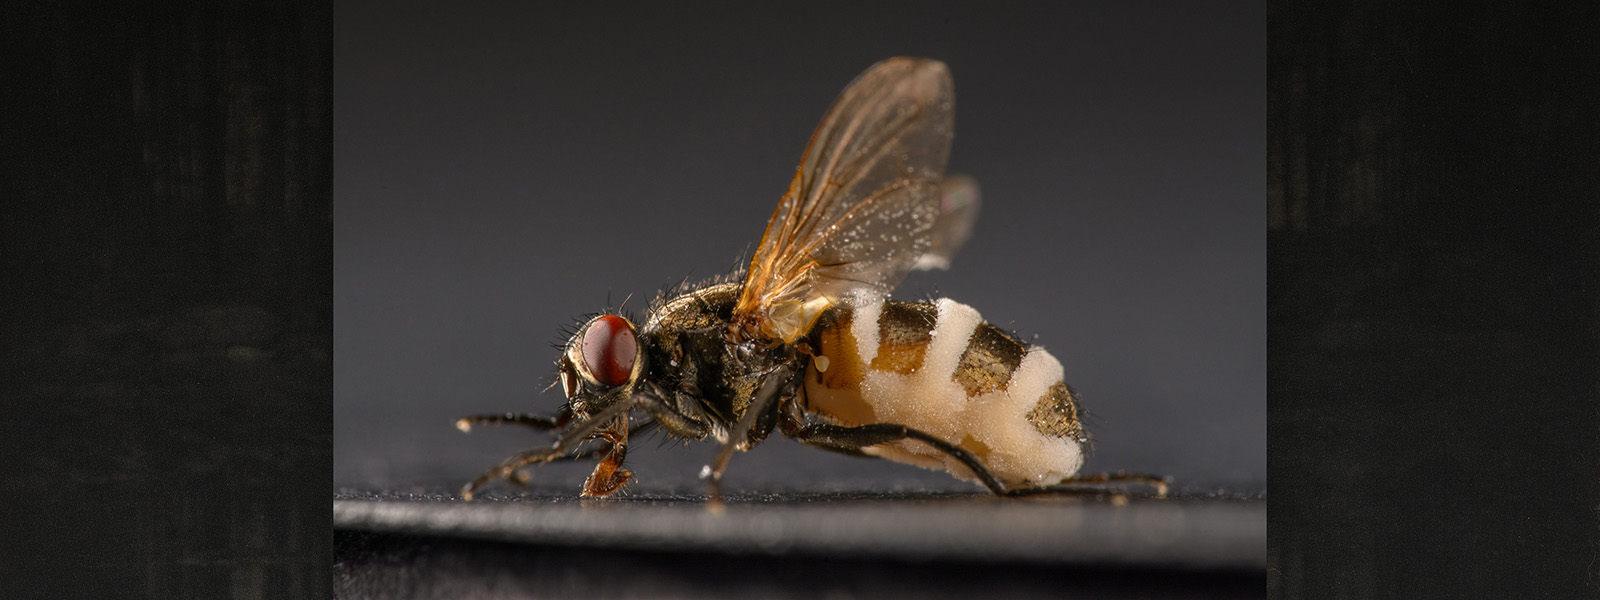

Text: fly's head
xmin=558 ymin=314 xmax=644 ymax=419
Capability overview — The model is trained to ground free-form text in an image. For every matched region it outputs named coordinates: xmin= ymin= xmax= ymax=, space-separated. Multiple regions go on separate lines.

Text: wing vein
xmin=733 ymin=58 xmax=955 ymax=343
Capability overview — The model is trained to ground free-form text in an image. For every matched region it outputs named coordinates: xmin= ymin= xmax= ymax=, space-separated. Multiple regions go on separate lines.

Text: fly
xmin=457 ymin=57 xmax=1167 ymax=502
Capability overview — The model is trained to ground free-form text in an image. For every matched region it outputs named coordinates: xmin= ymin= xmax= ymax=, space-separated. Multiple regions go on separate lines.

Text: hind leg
xmin=780 ymin=397 xmax=1166 ymax=497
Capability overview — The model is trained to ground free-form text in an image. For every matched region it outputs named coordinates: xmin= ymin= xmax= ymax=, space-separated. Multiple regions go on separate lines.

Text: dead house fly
xmin=456 ymin=57 xmax=1168 ymax=501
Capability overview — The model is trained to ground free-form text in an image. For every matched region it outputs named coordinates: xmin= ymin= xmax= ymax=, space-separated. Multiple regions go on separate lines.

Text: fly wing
xmin=913 ymin=174 xmax=982 ymax=271
xmin=734 ymin=58 xmax=955 ymax=343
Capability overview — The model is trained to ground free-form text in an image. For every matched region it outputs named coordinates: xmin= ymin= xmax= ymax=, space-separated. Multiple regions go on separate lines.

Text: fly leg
xmin=779 ymin=395 xmax=1165 ymax=497
xmin=456 ymin=409 xmax=571 ymax=488
xmin=581 ymin=430 xmax=632 ymax=497
xmin=583 ymin=387 xmax=710 ymax=496
xmin=633 ymin=386 xmax=712 ymax=439
xmin=699 ymin=365 xmax=795 ymax=511
xmin=460 ymin=401 xmax=631 ymax=500
xmin=499 ymin=423 xmax=661 ymax=493
xmin=1005 ymin=472 xmax=1170 ymax=498
xmin=789 ymin=420 xmax=1016 ymax=495
xmin=455 ymin=409 xmax=572 ymax=433
xmin=791 ymin=421 xmax=1166 ymax=497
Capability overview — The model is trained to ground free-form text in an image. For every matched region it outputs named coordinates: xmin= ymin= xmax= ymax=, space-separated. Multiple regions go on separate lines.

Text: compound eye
xmin=580 ymin=315 xmax=637 ymax=387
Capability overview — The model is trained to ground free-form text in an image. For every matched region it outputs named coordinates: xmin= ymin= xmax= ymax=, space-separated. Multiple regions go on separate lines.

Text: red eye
xmin=581 ymin=315 xmax=636 ymax=387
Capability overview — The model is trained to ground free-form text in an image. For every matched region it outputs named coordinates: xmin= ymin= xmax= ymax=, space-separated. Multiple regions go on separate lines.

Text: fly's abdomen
xmin=803 ymin=298 xmax=1087 ymax=487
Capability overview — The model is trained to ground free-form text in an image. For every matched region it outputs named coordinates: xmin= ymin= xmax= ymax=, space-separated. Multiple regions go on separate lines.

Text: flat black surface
xmin=336 ymin=531 xmax=1260 ymax=600
xmin=336 ymin=490 xmax=1263 ymax=568
xmin=334 ymin=489 xmax=1264 ymax=599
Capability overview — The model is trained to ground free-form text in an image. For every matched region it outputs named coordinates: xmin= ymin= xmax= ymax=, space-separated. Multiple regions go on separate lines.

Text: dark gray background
xmin=335 ymin=2 xmax=1264 ymax=493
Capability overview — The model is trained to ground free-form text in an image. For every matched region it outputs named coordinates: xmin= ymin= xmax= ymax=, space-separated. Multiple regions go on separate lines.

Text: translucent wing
xmin=913 ymin=174 xmax=982 ymax=271
xmin=733 ymin=57 xmax=955 ymax=343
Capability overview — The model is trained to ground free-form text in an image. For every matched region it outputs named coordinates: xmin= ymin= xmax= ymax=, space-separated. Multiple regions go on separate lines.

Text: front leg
xmin=460 ymin=400 xmax=631 ymax=500
xmin=582 ymin=429 xmax=632 ymax=497
xmin=455 ymin=408 xmax=572 ymax=433
xmin=633 ymin=383 xmax=712 ymax=440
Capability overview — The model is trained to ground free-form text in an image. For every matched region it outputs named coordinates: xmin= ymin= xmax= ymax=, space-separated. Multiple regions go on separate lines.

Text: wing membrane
xmin=734 ymin=58 xmax=956 ymax=343
xmin=913 ymin=174 xmax=982 ymax=271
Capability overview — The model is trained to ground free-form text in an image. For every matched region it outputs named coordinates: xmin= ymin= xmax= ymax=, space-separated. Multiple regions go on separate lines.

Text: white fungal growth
xmin=806 ymin=298 xmax=1084 ymax=487
xmin=850 ymin=298 xmax=883 ymax=365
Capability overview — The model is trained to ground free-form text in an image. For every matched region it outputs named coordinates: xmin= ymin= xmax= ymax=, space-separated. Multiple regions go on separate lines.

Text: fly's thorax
xmin=644 ymin=282 xmax=742 ymax=333
xmin=636 ymin=282 xmax=741 ymax=392
xmin=638 ymin=281 xmax=796 ymax=428
xmin=803 ymin=298 xmax=1087 ymax=486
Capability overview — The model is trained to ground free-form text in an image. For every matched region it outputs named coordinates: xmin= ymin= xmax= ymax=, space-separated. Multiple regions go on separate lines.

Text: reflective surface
xmin=335 ymin=487 xmax=1263 ymax=599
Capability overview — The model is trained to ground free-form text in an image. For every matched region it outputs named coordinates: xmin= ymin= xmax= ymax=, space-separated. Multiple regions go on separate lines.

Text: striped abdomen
xmin=802 ymin=298 xmax=1088 ymax=487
